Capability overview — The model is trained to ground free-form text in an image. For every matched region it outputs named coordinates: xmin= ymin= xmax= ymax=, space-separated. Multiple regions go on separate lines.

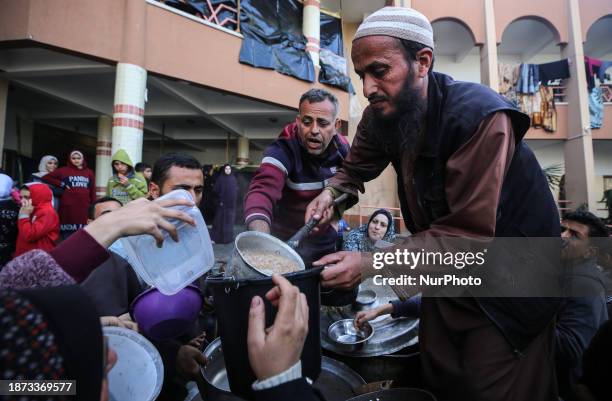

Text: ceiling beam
xmin=0 ymin=65 xmax=113 ymax=79
xmin=9 ymin=79 xmax=109 ymax=117
xmin=148 ymin=76 xmax=244 ymax=137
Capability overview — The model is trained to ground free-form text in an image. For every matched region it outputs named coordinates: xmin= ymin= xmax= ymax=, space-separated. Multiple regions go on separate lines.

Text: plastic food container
xmin=120 ymin=189 xmax=214 ymax=295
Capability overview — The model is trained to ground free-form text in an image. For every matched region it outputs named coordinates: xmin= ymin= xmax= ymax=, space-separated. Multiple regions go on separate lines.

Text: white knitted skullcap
xmin=354 ymin=7 xmax=434 ymax=49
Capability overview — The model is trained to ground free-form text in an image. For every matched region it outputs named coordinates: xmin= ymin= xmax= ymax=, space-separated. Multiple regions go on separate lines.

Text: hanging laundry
xmin=589 ymin=87 xmax=604 ymax=129
xmin=601 ymin=85 xmax=612 ymax=103
xmin=498 ymin=63 xmax=519 ymax=94
xmin=538 ymin=59 xmax=570 ymax=85
xmin=584 ymin=56 xmax=602 ymax=91
xmin=516 ymin=63 xmax=540 ymax=94
xmin=540 ymin=85 xmax=557 ymax=132
xmin=598 ymin=60 xmax=612 ymax=82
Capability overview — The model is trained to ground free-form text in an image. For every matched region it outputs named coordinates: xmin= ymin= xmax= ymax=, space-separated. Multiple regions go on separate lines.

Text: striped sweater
xmin=244 ymin=123 xmax=349 ymax=247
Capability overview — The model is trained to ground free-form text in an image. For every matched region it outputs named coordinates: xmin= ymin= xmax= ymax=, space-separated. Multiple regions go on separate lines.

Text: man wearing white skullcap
xmin=306 ymin=6 xmax=560 ymax=401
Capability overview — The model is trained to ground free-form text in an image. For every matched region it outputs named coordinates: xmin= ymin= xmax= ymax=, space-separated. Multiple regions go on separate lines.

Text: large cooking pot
xmin=346 ymin=388 xmax=436 ymax=401
xmin=321 ymin=279 xmax=421 ymax=386
xmin=199 ymin=338 xmax=366 ymax=401
xmin=206 ymin=265 xmax=323 ymax=400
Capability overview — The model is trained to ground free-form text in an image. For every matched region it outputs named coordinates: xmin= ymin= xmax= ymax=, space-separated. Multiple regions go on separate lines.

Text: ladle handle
xmin=286 ymin=193 xmax=349 ymax=249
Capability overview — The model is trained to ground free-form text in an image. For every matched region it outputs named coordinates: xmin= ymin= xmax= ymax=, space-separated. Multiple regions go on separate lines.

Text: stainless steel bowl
xmin=328 ymin=319 xmax=374 ymax=352
xmin=355 ymin=289 xmax=377 ymax=306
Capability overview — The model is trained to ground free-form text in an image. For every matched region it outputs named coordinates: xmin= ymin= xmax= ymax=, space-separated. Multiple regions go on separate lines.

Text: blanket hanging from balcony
xmin=239 ymin=0 xmax=315 ymax=82
xmin=318 ymin=13 xmax=353 ymax=93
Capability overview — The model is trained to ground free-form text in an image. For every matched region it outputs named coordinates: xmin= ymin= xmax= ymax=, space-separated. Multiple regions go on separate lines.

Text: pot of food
xmin=199 ymin=338 xmax=366 ymax=401
xmin=207 ymin=253 xmax=322 ymax=400
xmin=226 ymin=231 xmax=305 ymax=280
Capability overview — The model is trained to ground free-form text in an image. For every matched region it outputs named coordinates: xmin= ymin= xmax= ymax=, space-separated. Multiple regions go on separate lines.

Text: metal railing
xmin=151 ymin=0 xmax=241 ymax=35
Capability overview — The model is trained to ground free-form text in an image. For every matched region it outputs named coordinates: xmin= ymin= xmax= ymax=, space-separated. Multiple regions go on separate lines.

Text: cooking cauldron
xmin=199 ymin=338 xmax=366 ymax=401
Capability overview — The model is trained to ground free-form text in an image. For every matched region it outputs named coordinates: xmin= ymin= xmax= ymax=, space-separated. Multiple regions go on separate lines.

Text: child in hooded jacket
xmin=42 ymin=150 xmax=96 ymax=238
xmin=14 ymin=183 xmax=60 ymax=257
xmin=106 ymin=149 xmax=148 ymax=205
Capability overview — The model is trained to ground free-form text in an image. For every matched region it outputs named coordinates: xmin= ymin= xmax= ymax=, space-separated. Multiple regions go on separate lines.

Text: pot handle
xmin=355 ymin=380 xmax=394 ymax=395
xmin=286 ymin=193 xmax=349 ymax=249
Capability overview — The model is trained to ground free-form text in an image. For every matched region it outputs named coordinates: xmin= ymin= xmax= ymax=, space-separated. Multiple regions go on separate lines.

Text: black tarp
xmin=319 ymin=13 xmax=353 ymax=93
xmin=239 ymin=0 xmax=315 ymax=82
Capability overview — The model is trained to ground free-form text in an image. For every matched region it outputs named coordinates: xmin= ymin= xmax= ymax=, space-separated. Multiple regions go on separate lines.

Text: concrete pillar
xmin=0 ymin=79 xmax=8 ymax=166
xmin=303 ymin=0 xmax=320 ymax=67
xmin=96 ymin=115 xmax=113 ymax=198
xmin=236 ymin=136 xmax=250 ymax=166
xmin=563 ymin=0 xmax=596 ymax=211
xmin=480 ymin=0 xmax=499 ymax=91
xmin=111 ymin=0 xmax=147 ymax=165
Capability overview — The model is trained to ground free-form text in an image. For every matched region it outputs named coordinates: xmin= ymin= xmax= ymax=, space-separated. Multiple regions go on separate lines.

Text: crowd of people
xmin=1 ymin=5 xmax=612 ymax=401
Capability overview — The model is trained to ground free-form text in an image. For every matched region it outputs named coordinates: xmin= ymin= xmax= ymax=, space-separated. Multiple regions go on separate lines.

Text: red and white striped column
xmin=303 ymin=0 xmax=320 ymax=67
xmin=111 ymin=0 xmax=147 ymax=165
xmin=95 ymin=115 xmax=113 ymax=199
xmin=111 ymin=63 xmax=146 ymax=164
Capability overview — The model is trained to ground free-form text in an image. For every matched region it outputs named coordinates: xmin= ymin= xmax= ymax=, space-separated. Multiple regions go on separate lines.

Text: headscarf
xmin=342 ymin=209 xmax=396 ymax=252
xmin=0 ymin=249 xmax=75 ymax=290
xmin=32 ymin=155 xmax=58 ymax=178
xmin=0 ymin=286 xmax=104 ymax=400
xmin=0 ymin=173 xmax=13 ymax=200
xmin=68 ymin=150 xmax=87 ymax=169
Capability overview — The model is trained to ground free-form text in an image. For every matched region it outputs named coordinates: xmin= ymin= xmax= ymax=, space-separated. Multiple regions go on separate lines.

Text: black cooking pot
xmin=207 ymin=267 xmax=323 ymax=400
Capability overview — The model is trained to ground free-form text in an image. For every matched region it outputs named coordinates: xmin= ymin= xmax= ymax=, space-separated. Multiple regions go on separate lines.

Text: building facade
xmin=0 ymin=0 xmax=611 ymax=220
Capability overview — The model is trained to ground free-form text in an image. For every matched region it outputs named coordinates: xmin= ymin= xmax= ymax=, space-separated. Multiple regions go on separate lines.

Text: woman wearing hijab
xmin=0 ymin=173 xmax=19 ymax=267
xmin=43 ymin=150 xmax=96 ymax=238
xmin=0 ymin=286 xmax=112 ymax=401
xmin=14 ymin=183 xmax=60 ymax=257
xmin=29 ymin=155 xmax=58 ymax=182
xmin=342 ymin=209 xmax=396 ymax=252
xmin=211 ymin=164 xmax=238 ymax=244
xmin=28 ymin=155 xmax=62 ymax=211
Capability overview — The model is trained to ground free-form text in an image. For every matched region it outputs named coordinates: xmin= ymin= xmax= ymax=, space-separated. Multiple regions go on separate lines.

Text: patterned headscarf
xmin=342 ymin=209 xmax=396 ymax=252
xmin=0 ymin=286 xmax=104 ymax=400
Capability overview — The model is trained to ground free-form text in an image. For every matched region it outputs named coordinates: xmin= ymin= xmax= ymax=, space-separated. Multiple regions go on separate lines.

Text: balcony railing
xmin=150 ymin=0 xmax=241 ymax=35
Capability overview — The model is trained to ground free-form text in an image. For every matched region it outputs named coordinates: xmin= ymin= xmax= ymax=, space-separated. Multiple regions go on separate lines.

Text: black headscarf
xmin=0 ymin=286 xmax=104 ymax=401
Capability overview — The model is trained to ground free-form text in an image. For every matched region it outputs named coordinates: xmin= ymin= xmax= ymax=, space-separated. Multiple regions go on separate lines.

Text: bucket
xmin=207 ymin=267 xmax=323 ymax=400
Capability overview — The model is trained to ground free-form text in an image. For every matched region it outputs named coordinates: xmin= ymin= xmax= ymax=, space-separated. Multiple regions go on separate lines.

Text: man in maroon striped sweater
xmin=244 ymin=89 xmax=349 ymax=266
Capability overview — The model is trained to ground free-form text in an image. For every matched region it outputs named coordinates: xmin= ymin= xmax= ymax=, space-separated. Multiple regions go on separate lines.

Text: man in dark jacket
xmin=557 ymin=210 xmax=610 ymax=399
xmin=307 ymin=7 xmax=561 ymax=401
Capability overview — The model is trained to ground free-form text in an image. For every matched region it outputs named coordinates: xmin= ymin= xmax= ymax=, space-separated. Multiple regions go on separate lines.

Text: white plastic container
xmin=120 ymin=189 xmax=214 ymax=295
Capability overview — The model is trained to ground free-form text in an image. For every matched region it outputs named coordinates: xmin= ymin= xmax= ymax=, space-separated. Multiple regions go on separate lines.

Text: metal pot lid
xmin=200 ymin=338 xmax=365 ymax=401
xmin=321 ymin=278 xmax=419 ymax=357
